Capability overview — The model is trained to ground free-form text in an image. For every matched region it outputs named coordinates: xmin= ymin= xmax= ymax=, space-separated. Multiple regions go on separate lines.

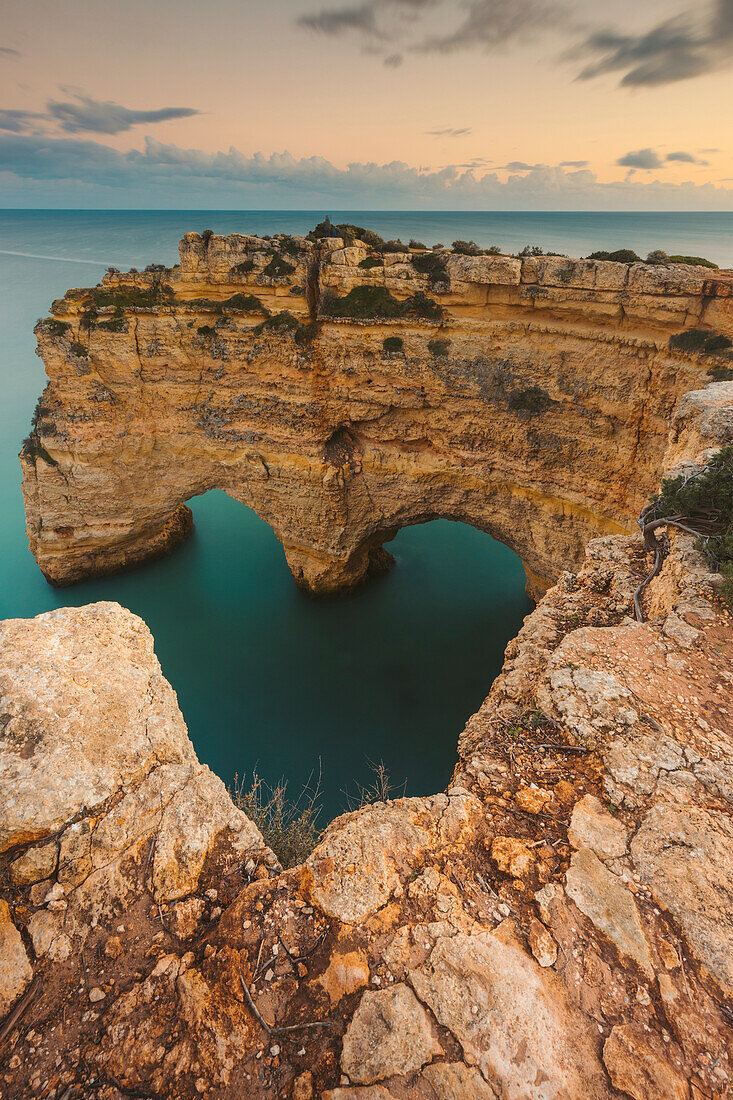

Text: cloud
xmin=1 ymin=132 xmax=730 ymax=211
xmin=0 ymin=108 xmax=42 ymax=133
xmin=559 ymin=159 xmax=589 ymax=168
xmin=415 ymin=0 xmax=564 ymax=54
xmin=46 ymin=93 xmax=199 ymax=135
xmin=298 ymin=0 xmax=433 ymax=40
xmin=572 ymin=0 xmax=733 ymax=87
xmin=617 ymin=148 xmax=664 ymax=170
xmin=666 ymin=150 xmax=709 ymax=165
xmin=426 ymin=127 xmax=472 ymax=137
xmin=0 ymin=47 xmax=20 ymax=59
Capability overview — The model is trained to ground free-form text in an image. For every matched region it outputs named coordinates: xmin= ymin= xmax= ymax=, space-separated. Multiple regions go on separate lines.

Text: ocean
xmin=2 ymin=209 xmax=732 ymax=819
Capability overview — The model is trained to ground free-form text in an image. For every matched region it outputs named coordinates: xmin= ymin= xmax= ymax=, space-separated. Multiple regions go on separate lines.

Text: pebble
xmin=270 ymin=1045 xmax=280 ymax=1057
xmin=88 ymin=988 xmax=105 ymax=1003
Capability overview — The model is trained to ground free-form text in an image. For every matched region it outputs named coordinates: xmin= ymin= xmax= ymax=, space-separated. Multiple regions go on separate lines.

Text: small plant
xmin=320 ymin=285 xmax=443 ymax=322
xmin=97 ymin=306 xmax=127 ymax=332
xmin=105 ymin=266 xmax=120 ymax=275
xmin=197 ymin=324 xmax=216 ymax=336
xmin=409 ymin=239 xmax=426 ymax=249
xmin=223 ymin=293 xmax=267 ymax=312
xmin=382 ymin=336 xmax=404 ymax=354
xmin=295 ymin=321 xmax=319 ymax=346
xmin=667 ymin=255 xmax=719 ymax=269
xmin=518 ymin=244 xmax=546 ymax=257
xmin=358 ymin=255 xmax=382 ymax=269
xmin=428 ymin=337 xmax=451 ymax=358
xmin=587 ymin=249 xmax=641 ymax=263
xmin=68 ymin=341 xmax=88 ymax=358
xmin=645 ymin=249 xmax=669 ymax=265
xmin=636 ymin=447 xmax=733 ymax=613
xmin=253 ymin=310 xmax=300 ymax=336
xmin=231 ymin=771 xmax=322 ymax=869
xmin=231 ymin=259 xmax=255 ymax=274
xmin=452 ymin=239 xmax=483 ymax=256
xmin=508 ymin=385 xmax=554 ymax=416
xmin=486 ymin=245 xmax=502 ymax=255
xmin=41 ymin=318 xmax=71 ymax=337
xmin=263 ymin=253 xmax=296 ymax=279
xmin=278 ymin=234 xmax=306 ymax=256
xmin=88 ymin=284 xmax=174 ymax=310
xmin=382 ymin=239 xmax=407 ymax=253
xmin=670 ymin=329 xmax=733 ymax=355
xmin=344 ymin=761 xmax=406 ymax=811
xmin=144 ymin=263 xmax=167 ymax=273
xmin=411 ymin=251 xmax=449 ymax=287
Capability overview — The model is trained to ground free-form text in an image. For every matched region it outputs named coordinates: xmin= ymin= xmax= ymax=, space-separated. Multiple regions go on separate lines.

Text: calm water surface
xmin=2 ymin=210 xmax=731 ymax=817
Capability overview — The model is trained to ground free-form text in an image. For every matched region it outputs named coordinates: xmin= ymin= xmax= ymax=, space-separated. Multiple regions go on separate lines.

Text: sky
xmin=1 ymin=0 xmax=732 ymax=209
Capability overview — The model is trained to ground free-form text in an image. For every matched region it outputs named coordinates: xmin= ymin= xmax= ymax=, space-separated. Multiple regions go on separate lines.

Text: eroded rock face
xmin=20 ymin=235 xmax=732 ymax=598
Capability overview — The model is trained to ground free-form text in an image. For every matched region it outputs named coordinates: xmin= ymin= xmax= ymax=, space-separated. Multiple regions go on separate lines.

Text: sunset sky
xmin=1 ymin=0 xmax=732 ymax=207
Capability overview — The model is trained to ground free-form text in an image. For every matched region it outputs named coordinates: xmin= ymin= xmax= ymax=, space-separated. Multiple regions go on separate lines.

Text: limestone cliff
xmin=19 ymin=232 xmax=733 ymax=598
xmin=2 ymin=374 xmax=732 ymax=1097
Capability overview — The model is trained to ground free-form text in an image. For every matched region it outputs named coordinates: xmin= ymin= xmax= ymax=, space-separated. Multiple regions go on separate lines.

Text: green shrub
xmin=647 ymin=447 xmax=733 ymax=591
xmin=358 ymin=255 xmax=383 ymax=269
xmin=295 ymin=321 xmax=319 ymax=346
xmin=223 ymin=293 xmax=267 ymax=312
xmin=145 ymin=263 xmax=167 ymax=273
xmin=88 ymin=284 xmax=174 ymax=310
xmin=97 ymin=306 xmax=127 ymax=333
xmin=411 ymin=251 xmax=449 ymax=287
xmin=409 ymin=239 xmax=426 ymax=249
xmin=320 ymin=285 xmax=443 ymax=322
xmin=21 ymin=431 xmax=58 ymax=467
xmin=668 ymin=255 xmax=719 ymax=269
xmin=197 ymin=324 xmax=216 ymax=336
xmin=278 ymin=234 xmax=306 ymax=256
xmin=253 ymin=310 xmax=300 ymax=336
xmin=587 ymin=249 xmax=642 ymax=263
xmin=263 ymin=253 xmax=296 ymax=279
xmin=518 ymin=245 xmax=547 ymax=257
xmin=335 ymin=224 xmax=386 ymax=250
xmin=428 ymin=337 xmax=451 ymax=358
xmin=41 ymin=318 xmax=71 ymax=337
xmin=382 ymin=239 xmax=407 ymax=253
xmin=670 ymin=329 xmax=732 ymax=354
xmin=508 ymin=385 xmax=554 ymax=416
xmin=486 ymin=245 xmax=502 ymax=255
xmin=646 ymin=249 xmax=669 ymax=264
xmin=452 ymin=239 xmax=483 ymax=256
xmin=382 ymin=336 xmax=404 ymax=354
xmin=230 ymin=259 xmax=255 ymax=274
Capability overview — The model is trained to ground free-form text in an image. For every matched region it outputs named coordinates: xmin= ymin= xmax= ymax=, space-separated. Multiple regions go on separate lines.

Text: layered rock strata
xmin=20 ymin=233 xmax=733 ymax=597
xmin=2 ymin=376 xmax=733 ymax=1097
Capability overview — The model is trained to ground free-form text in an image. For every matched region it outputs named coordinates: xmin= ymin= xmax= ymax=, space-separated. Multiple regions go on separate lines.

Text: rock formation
xmin=19 ymin=233 xmax=733 ymax=598
xmin=2 ymin=233 xmax=733 ymax=1097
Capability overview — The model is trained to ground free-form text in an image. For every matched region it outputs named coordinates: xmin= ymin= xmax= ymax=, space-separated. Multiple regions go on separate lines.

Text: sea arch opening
xmin=140 ymin=489 xmax=532 ymax=820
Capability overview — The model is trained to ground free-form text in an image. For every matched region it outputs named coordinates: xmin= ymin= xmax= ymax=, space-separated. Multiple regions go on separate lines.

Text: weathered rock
xmin=528 ymin=916 xmax=558 ymax=967
xmin=0 ymin=900 xmax=33 ymax=1016
xmin=422 ymin=1062 xmax=498 ymax=1099
xmin=340 ymin=983 xmax=442 ymax=1084
xmin=603 ymin=1023 xmax=689 ymax=1100
xmin=9 ymin=841 xmax=58 ymax=885
xmin=314 ymin=949 xmax=370 ymax=1005
xmin=565 ymin=849 xmax=654 ymax=977
xmin=408 ymin=924 xmax=611 ymax=1098
xmin=568 ymin=795 xmax=628 ymax=860
xmin=490 ymin=836 xmax=534 ymax=878
xmin=631 ymin=803 xmax=733 ymax=997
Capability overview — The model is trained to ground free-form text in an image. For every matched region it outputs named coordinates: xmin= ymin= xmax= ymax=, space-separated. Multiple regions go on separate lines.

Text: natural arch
xmin=20 ymin=231 xmax=731 ymax=597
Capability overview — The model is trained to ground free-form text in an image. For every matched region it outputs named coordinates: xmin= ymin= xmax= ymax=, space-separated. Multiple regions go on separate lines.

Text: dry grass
xmin=231 ymin=770 xmax=322 ymax=869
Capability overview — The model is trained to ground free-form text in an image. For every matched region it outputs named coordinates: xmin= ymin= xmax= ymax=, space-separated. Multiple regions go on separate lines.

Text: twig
xmin=271 ymin=1021 xmax=332 ymax=1035
xmin=239 ymin=974 xmax=272 ymax=1035
xmin=0 ymin=976 xmax=40 ymax=1047
xmin=530 ymin=742 xmax=590 ymax=754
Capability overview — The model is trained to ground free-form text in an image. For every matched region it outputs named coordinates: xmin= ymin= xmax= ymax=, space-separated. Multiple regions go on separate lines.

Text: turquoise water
xmin=2 ymin=211 xmax=732 ymax=819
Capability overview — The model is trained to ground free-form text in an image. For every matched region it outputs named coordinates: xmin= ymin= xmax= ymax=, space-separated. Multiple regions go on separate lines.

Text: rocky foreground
xmin=2 ymin=392 xmax=733 ymax=1097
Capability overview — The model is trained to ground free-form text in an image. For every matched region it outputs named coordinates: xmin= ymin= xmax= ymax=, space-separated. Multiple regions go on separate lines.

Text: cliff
xmin=2 ymin=232 xmax=732 ymax=1098
xmin=19 ymin=232 xmax=733 ymax=598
